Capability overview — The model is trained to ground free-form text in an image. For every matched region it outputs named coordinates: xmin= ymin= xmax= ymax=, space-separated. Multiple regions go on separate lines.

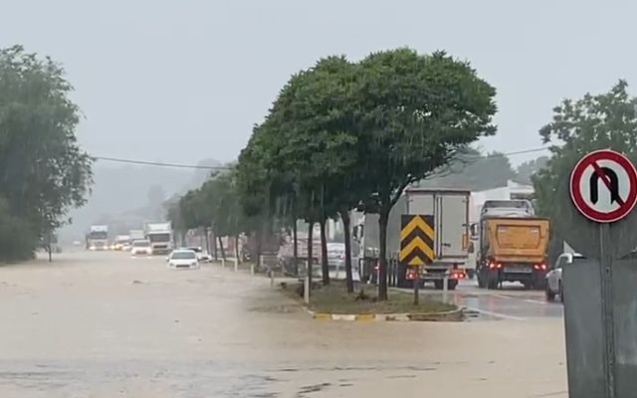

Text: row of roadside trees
xmin=169 ymin=49 xmax=637 ymax=300
xmin=171 ymin=47 xmax=498 ymax=301
xmin=0 ymin=45 xmax=93 ymax=261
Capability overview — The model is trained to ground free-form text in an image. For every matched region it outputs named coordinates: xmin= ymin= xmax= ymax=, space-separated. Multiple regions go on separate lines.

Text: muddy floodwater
xmin=0 ymin=251 xmax=567 ymax=397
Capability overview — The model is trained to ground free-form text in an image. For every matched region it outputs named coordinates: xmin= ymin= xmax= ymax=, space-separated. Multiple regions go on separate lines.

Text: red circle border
xmin=569 ymin=149 xmax=637 ymax=223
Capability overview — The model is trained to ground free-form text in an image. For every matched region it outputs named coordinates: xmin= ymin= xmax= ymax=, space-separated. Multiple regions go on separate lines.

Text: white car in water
xmin=167 ymin=249 xmax=199 ymax=269
xmin=131 ymin=239 xmax=152 ymax=256
xmin=185 ymin=247 xmax=212 ymax=262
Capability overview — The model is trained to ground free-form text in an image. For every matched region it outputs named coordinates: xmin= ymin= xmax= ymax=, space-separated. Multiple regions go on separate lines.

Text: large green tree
xmin=533 ymin=80 xmax=637 ymax=261
xmin=353 ymin=49 xmax=497 ymax=300
xmin=0 ymin=45 xmax=92 ymax=259
xmin=265 ymin=56 xmax=360 ymax=287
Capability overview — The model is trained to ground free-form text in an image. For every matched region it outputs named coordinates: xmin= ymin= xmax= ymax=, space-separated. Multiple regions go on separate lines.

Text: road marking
xmin=464 ymin=307 xmax=525 ymax=321
xmin=492 ymin=293 xmax=514 ymax=300
xmin=524 ymin=299 xmax=548 ymax=305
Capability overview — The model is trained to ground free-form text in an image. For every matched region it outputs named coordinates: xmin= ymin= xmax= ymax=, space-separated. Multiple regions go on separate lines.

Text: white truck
xmin=144 ymin=222 xmax=173 ymax=255
xmin=352 ymin=188 xmax=471 ymax=290
xmin=86 ymin=225 xmax=109 ymax=251
xmin=129 ymin=229 xmax=145 ymax=242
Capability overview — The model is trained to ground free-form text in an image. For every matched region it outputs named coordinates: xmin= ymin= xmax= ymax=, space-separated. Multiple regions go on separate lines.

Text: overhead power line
xmin=91 ymin=156 xmax=231 ymax=170
xmin=92 ymin=146 xmax=550 ymax=170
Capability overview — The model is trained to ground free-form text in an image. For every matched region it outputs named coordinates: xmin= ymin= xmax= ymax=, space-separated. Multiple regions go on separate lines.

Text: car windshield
xmin=171 ymin=251 xmax=196 ymax=260
xmin=572 ymin=256 xmax=587 ymax=264
xmin=133 ymin=241 xmax=150 ymax=247
xmin=148 ymin=233 xmax=170 ymax=243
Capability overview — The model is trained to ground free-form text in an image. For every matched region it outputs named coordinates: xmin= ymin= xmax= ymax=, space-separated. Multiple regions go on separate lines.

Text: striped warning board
xmin=399 ymin=215 xmax=435 ymax=266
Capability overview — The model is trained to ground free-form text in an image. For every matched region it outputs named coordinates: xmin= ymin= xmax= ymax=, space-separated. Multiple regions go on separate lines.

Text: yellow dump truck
xmin=476 ymin=217 xmax=550 ymax=290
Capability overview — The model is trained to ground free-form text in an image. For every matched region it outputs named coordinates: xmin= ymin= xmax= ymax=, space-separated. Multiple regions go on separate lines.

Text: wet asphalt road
xmin=0 ymin=250 xmax=567 ymax=397
xmin=407 ymin=279 xmax=565 ymax=321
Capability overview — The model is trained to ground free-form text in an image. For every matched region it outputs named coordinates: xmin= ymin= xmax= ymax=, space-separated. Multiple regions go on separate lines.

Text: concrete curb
xmin=304 ymin=307 xmax=465 ymax=322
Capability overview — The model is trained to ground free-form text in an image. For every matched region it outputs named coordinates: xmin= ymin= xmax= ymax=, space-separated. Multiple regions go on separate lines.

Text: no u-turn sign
xmin=570 ymin=149 xmax=637 ymax=223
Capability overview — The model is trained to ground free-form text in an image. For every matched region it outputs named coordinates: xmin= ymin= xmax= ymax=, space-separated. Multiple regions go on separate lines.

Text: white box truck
xmin=353 ymin=188 xmax=471 ymax=290
xmin=86 ymin=225 xmax=109 ymax=250
xmin=144 ymin=222 xmax=173 ymax=255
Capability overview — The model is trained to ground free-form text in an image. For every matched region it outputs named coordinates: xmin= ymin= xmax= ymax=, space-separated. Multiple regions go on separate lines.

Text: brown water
xmin=0 ymin=250 xmax=567 ymax=397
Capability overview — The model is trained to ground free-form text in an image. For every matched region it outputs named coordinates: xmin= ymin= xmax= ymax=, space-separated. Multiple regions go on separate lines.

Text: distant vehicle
xmin=352 ymin=188 xmax=470 ymax=290
xmin=131 ymin=239 xmax=152 ymax=256
xmin=72 ymin=240 xmax=82 ymax=246
xmin=167 ymin=249 xmax=199 ymax=269
xmin=546 ymin=252 xmax=586 ymax=302
xmin=185 ymin=247 xmax=211 ymax=262
xmin=144 ymin=222 xmax=173 ymax=255
xmin=87 ymin=225 xmax=109 ymax=251
xmin=129 ymin=229 xmax=145 ymax=241
xmin=112 ymin=235 xmax=131 ymax=251
xmin=476 ymin=199 xmax=550 ymax=290
xmin=326 ymin=242 xmax=360 ymax=281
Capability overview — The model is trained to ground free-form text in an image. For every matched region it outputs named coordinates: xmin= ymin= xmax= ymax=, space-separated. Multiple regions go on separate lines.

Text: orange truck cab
xmin=477 ymin=217 xmax=550 ymax=290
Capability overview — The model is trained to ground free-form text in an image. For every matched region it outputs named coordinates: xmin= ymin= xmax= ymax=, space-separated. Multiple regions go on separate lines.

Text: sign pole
xmin=413 ymin=265 xmax=420 ymax=305
xmin=563 ymin=148 xmax=637 ymax=397
xmin=599 ymin=222 xmax=616 ymax=398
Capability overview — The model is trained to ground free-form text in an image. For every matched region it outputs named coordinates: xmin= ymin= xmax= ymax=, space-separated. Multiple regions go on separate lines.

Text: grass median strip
xmin=281 ymin=281 xmax=456 ymax=315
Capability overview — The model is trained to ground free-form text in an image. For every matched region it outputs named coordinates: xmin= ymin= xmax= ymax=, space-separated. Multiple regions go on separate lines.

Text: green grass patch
xmin=280 ymin=281 xmax=457 ymax=315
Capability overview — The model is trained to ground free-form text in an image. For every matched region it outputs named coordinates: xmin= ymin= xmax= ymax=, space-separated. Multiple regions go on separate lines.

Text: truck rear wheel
xmin=447 ymin=279 xmax=458 ymax=290
xmin=545 ymin=285 xmax=556 ymax=302
xmin=434 ymin=280 xmax=443 ymax=290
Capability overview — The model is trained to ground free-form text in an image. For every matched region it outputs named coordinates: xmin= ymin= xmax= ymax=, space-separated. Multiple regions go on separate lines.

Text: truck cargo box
xmin=486 ymin=217 xmax=549 ymax=263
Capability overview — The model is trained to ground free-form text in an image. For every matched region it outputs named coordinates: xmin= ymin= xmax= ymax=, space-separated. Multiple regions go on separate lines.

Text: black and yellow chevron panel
xmin=399 ymin=215 xmax=434 ymax=266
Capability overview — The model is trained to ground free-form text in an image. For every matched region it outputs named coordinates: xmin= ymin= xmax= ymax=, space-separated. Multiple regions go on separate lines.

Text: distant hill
xmin=59 ymin=158 xmax=222 ymax=242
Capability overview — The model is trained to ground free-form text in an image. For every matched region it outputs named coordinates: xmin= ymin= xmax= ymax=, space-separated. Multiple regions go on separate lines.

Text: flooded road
xmin=0 ymin=251 xmax=567 ymax=397
xmin=404 ymin=280 xmax=564 ymax=321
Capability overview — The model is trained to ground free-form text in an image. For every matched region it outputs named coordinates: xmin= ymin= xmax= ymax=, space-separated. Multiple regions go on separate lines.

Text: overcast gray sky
xmin=2 ymin=0 xmax=635 ymax=167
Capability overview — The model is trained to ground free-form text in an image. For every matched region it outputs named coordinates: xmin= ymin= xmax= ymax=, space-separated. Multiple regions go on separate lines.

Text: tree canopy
xmin=175 ymin=47 xmax=498 ymax=300
xmin=533 ymin=80 xmax=637 ymax=260
xmin=0 ymin=45 xmax=93 ymax=260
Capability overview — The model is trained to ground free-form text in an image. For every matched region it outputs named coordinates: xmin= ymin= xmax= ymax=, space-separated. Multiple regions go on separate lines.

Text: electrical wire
xmin=92 ymin=146 xmax=551 ymax=170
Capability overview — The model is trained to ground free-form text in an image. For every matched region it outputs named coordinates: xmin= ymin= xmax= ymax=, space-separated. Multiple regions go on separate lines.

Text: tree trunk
xmin=255 ymin=229 xmax=263 ymax=270
xmin=292 ymin=219 xmax=299 ymax=275
xmin=319 ymin=218 xmax=330 ymax=285
xmin=212 ymin=230 xmax=218 ymax=261
xmin=307 ymin=221 xmax=314 ymax=290
xmin=47 ymin=245 xmax=52 ymax=262
xmin=340 ymin=210 xmax=354 ymax=293
xmin=218 ymin=236 xmax=226 ymax=260
xmin=378 ymin=208 xmax=390 ymax=301
xmin=204 ymin=228 xmax=211 ymax=255
xmin=234 ymin=235 xmax=240 ymax=262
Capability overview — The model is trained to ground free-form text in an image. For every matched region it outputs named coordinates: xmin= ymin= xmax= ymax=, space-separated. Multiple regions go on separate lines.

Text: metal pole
xmin=413 ymin=266 xmax=420 ymax=305
xmin=442 ymin=271 xmax=449 ymax=304
xmin=270 ymin=267 xmax=274 ymax=288
xmin=599 ymin=223 xmax=616 ymax=398
xmin=304 ymin=261 xmax=310 ymax=304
